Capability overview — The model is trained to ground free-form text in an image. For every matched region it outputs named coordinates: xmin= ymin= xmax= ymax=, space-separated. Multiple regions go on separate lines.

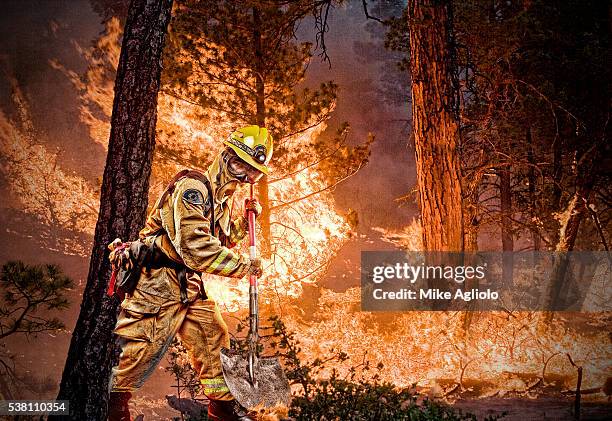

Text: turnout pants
xmin=110 ymin=294 xmax=232 ymax=400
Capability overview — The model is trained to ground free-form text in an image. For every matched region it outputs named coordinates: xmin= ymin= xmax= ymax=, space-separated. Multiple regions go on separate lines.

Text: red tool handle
xmin=246 ymin=184 xmax=259 ymax=385
xmin=107 ymin=269 xmax=118 ymax=297
xmin=247 ymin=184 xmax=257 ymax=287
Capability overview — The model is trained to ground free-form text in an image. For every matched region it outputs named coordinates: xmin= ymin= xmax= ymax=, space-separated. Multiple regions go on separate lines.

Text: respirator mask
xmin=223 ymin=149 xmax=264 ymax=184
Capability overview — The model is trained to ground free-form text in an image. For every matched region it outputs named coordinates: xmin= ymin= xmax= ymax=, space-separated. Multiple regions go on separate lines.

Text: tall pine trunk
xmin=543 ymin=184 xmax=592 ymax=322
xmin=550 ymin=136 xmax=564 ymax=247
xmin=408 ymin=0 xmax=464 ymax=252
xmin=527 ymin=128 xmax=541 ymax=250
xmin=55 ymin=0 xmax=173 ymax=418
xmin=499 ymin=166 xmax=514 ymax=282
xmin=544 ymin=146 xmax=598 ymax=323
xmin=253 ymin=6 xmax=272 ymax=258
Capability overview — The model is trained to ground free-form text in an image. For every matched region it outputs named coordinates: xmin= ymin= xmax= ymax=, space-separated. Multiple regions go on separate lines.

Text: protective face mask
xmin=226 ymin=155 xmax=264 ymax=184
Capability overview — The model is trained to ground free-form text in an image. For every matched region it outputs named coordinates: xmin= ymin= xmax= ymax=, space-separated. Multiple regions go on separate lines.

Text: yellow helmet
xmin=223 ymin=125 xmax=274 ymax=174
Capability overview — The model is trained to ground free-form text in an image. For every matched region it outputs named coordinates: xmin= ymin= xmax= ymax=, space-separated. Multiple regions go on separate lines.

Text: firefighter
xmin=108 ymin=125 xmax=273 ymax=421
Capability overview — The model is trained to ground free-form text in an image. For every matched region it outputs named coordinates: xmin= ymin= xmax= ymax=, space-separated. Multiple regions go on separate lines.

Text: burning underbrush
xmin=276 ymin=288 xmax=611 ymax=400
xmin=194 ymin=288 xmax=610 ymax=420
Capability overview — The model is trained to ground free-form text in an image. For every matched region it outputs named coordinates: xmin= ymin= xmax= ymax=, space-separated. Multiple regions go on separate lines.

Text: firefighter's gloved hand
xmin=247 ymin=258 xmax=263 ymax=277
xmin=244 ymin=198 xmax=262 ymax=217
xmin=108 ymin=239 xmax=134 ymax=271
xmin=118 ymin=248 xmax=132 ymax=270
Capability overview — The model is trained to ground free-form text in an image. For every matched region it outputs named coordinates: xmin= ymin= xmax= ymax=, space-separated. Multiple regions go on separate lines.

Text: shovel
xmin=220 ymin=185 xmax=291 ymax=409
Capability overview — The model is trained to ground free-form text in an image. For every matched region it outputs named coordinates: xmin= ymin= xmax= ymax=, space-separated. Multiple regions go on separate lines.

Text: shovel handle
xmin=247 ymin=184 xmax=259 ymax=385
xmin=247 ymin=184 xmax=258 ymax=289
xmin=248 ymin=210 xmax=257 ymax=286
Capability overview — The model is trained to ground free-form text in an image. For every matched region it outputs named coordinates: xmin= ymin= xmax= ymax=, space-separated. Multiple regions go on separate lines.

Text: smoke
xmin=297 ymin=2 xmax=414 ymax=230
xmin=0 ymin=0 xmax=106 ymax=183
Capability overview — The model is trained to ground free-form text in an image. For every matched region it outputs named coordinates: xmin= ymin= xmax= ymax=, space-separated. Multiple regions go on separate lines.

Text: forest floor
xmin=128 ymin=394 xmax=612 ymax=420
xmin=454 ymin=395 xmax=611 ymax=420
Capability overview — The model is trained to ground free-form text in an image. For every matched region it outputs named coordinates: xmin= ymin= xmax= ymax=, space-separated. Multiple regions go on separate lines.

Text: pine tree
xmin=55 ymin=0 xmax=174 ymax=418
xmin=454 ymin=0 xmax=610 ymax=253
xmin=387 ymin=0 xmax=610 ymax=253
xmin=164 ymin=0 xmax=340 ymax=256
xmin=407 ymin=0 xmax=464 ymax=252
xmin=354 ymin=0 xmax=409 ymax=109
xmin=0 ymin=261 xmax=73 ymax=399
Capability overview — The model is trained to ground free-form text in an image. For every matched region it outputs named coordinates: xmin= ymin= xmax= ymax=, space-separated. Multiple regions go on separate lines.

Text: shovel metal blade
xmin=220 ymin=347 xmax=291 ymax=409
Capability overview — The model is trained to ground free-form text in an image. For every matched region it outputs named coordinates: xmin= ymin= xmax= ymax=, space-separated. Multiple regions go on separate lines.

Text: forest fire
xmin=203 ymin=159 xmax=351 ymax=311
xmin=283 ymin=286 xmax=611 ymax=399
xmin=51 ymin=18 xmax=354 ymax=312
xmin=157 ymin=91 xmax=353 ymax=312
xmin=154 ymin=84 xmax=612 ymax=400
xmin=1 ymin=2 xmax=610 ymax=420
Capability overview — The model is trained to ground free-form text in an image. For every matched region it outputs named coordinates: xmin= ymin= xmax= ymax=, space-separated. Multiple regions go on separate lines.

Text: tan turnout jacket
xmin=131 ymin=171 xmax=250 ymax=304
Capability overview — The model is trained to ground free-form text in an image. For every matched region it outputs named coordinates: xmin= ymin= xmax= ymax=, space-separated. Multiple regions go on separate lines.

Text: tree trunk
xmin=461 ymin=186 xmax=479 ymax=332
xmin=499 ymin=166 xmax=514 ymax=283
xmin=543 ymin=187 xmax=590 ymax=318
xmin=527 ymin=128 xmax=541 ymax=250
xmin=544 ymin=149 xmax=597 ymax=322
xmin=550 ymin=136 xmax=564 ymax=247
xmin=552 ymin=139 xmax=564 ymax=210
xmin=556 ymin=184 xmax=592 ymax=252
xmin=253 ymin=6 xmax=272 ymax=258
xmin=464 ymin=187 xmax=479 ymax=252
xmin=55 ymin=0 xmax=173 ymax=419
xmin=408 ymin=0 xmax=464 ymax=252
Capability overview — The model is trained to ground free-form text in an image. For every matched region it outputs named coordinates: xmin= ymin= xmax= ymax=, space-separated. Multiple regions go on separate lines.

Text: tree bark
xmin=408 ymin=0 xmax=464 ymax=252
xmin=499 ymin=166 xmax=514 ymax=282
xmin=527 ymin=128 xmax=541 ymax=250
xmin=253 ymin=6 xmax=272 ymax=258
xmin=461 ymin=185 xmax=479 ymax=331
xmin=544 ymin=149 xmax=597 ymax=321
xmin=556 ymin=184 xmax=592 ymax=253
xmin=552 ymin=139 xmax=564 ymax=210
xmin=463 ymin=187 xmax=479 ymax=252
xmin=55 ymin=0 xmax=173 ymax=419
